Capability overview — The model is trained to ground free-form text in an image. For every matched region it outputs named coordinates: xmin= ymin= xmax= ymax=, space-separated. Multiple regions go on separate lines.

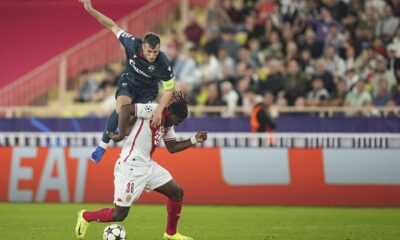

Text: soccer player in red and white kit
xmin=75 ymin=91 xmax=207 ymax=240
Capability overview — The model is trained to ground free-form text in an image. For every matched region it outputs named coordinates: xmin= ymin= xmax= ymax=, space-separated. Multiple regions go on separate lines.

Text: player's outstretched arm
xmin=79 ymin=0 xmax=122 ymax=35
xmin=164 ymin=131 xmax=208 ymax=153
xmin=109 ymin=104 xmax=136 ymax=142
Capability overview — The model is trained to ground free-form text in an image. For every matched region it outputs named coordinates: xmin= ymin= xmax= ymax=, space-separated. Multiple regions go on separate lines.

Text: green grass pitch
xmin=0 ymin=203 xmax=399 ymax=240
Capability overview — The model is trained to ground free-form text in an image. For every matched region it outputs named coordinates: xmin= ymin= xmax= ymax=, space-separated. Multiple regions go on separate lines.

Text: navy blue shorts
xmin=115 ymin=74 xmax=158 ymax=104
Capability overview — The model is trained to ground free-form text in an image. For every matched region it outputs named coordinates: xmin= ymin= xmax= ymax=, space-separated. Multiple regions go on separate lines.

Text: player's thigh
xmin=114 ymin=161 xmax=150 ymax=207
xmin=145 ymin=162 xmax=173 ymax=193
xmin=116 ymin=95 xmax=132 ymax=113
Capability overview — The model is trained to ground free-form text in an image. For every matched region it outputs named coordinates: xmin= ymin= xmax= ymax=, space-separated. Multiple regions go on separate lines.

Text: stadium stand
xmin=0 ymin=0 xmax=399 ymax=119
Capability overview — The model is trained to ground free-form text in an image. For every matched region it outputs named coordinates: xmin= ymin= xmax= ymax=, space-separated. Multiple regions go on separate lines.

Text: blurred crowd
xmin=75 ymin=0 xmax=400 ymax=117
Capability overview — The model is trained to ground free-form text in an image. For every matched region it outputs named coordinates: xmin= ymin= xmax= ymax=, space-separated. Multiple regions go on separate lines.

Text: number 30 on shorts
xmin=126 ymin=182 xmax=134 ymax=193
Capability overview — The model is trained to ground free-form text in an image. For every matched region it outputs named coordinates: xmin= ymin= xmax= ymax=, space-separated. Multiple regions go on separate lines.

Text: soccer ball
xmin=103 ymin=224 xmax=127 ymax=240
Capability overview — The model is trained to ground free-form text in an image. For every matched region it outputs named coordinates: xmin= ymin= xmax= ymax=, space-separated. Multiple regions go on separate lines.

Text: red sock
xmin=83 ymin=208 xmax=115 ymax=222
xmin=166 ymin=198 xmax=182 ymax=235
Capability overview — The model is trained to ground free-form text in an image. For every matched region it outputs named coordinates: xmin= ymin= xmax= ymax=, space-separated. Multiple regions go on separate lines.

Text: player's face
xmin=142 ymin=43 xmax=160 ymax=63
xmin=165 ymin=114 xmax=185 ymax=127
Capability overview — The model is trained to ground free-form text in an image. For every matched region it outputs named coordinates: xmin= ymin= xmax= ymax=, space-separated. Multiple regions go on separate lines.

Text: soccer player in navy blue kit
xmin=80 ymin=0 xmax=176 ymax=163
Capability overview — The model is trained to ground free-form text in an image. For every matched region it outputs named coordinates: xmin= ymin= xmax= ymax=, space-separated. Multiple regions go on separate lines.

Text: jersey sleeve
xmin=134 ymin=103 xmax=158 ymax=119
xmin=163 ymin=126 xmax=176 ymax=141
xmin=161 ymin=65 xmax=175 ymax=90
xmin=116 ymin=30 xmax=140 ymax=52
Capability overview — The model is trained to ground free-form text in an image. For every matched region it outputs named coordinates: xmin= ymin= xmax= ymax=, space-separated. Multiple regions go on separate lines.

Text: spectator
xmin=324 ymin=24 xmax=344 ymax=52
xmin=385 ymin=99 xmax=400 ymax=117
xmin=326 ymin=0 xmax=349 ymax=22
xmin=75 ymin=69 xmax=98 ymax=103
xmin=386 ymin=44 xmax=400 ymax=83
xmin=204 ymin=82 xmax=226 ymax=117
xmin=217 ymin=47 xmax=236 ymax=76
xmin=307 ymin=7 xmax=343 ymax=42
xmin=184 ymin=11 xmax=204 ymax=46
xmin=306 ymin=78 xmax=330 ymax=106
xmin=244 ymin=14 xmax=265 ymax=44
xmin=369 ymin=56 xmax=397 ymax=97
xmin=327 ymin=80 xmax=348 ymax=106
xmin=312 ymin=58 xmax=336 ymax=94
xmin=344 ymin=45 xmax=356 ymax=71
xmin=92 ymin=67 xmax=117 ymax=102
xmin=276 ymin=91 xmax=288 ymax=107
xmin=323 ymin=46 xmax=346 ymax=78
xmin=258 ymin=58 xmax=284 ymax=96
xmin=353 ymin=46 xmax=377 ymax=80
xmin=373 ymin=37 xmax=387 ymax=56
xmin=166 ymin=44 xmax=186 ymax=81
xmin=220 ymin=81 xmax=239 ymax=117
xmin=174 ymin=45 xmax=198 ymax=86
xmin=221 ymin=0 xmax=244 ymax=24
xmin=283 ymin=59 xmax=307 ymax=105
xmin=298 ymin=49 xmax=315 ymax=76
xmin=358 ymin=6 xmax=377 ymax=35
xmin=194 ymin=50 xmax=221 ymax=84
xmin=220 ymin=26 xmax=240 ymax=61
xmin=262 ymin=31 xmax=283 ymax=59
xmin=375 ymin=4 xmax=400 ymax=42
xmin=391 ymin=84 xmax=400 ymax=105
xmin=206 ymin=0 xmax=229 ymax=27
xmin=344 ymin=68 xmax=360 ymax=90
xmin=373 ymin=78 xmax=393 ymax=106
xmin=302 ymin=29 xmax=323 ymax=59
xmin=284 ymin=41 xmax=299 ymax=64
xmin=345 ymin=80 xmax=372 ymax=107
xmin=202 ymin=26 xmax=221 ymax=56
xmin=392 ymin=27 xmax=400 ymax=57
xmin=248 ymin=38 xmax=264 ymax=67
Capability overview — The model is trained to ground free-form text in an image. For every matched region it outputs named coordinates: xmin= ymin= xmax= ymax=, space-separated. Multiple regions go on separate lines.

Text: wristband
xmin=190 ymin=136 xmax=197 ymax=145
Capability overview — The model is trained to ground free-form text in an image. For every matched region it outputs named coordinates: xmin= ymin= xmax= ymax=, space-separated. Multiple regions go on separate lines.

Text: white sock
xmin=99 ymin=141 xmax=108 ymax=149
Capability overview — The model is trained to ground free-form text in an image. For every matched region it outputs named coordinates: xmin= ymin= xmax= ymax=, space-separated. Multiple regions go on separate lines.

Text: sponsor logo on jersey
xmin=129 ymin=59 xmax=151 ymax=78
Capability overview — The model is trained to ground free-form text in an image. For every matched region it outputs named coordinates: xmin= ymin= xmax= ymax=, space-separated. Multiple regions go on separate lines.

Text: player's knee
xmin=172 ymin=186 xmax=184 ymax=201
xmin=113 ymin=209 xmax=129 ymax=222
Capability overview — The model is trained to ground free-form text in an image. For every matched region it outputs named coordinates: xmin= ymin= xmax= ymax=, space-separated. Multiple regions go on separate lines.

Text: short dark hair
xmin=143 ymin=32 xmax=160 ymax=48
xmin=168 ymin=91 xmax=188 ymax=120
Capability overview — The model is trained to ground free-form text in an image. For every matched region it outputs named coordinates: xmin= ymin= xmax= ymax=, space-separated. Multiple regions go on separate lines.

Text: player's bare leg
xmin=155 ymin=179 xmax=193 ymax=240
xmin=75 ymin=205 xmax=130 ymax=239
xmin=91 ymin=95 xmax=132 ymax=163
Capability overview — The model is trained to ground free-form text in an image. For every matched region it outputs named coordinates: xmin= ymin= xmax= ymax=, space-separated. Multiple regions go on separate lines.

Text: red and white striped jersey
xmin=119 ymin=103 xmax=176 ymax=165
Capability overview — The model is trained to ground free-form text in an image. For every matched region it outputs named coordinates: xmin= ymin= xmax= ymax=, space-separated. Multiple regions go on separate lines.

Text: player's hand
xmin=79 ymin=0 xmax=93 ymax=11
xmin=151 ymin=106 xmax=163 ymax=127
xmin=195 ymin=131 xmax=208 ymax=143
xmin=109 ymin=132 xmax=125 ymax=142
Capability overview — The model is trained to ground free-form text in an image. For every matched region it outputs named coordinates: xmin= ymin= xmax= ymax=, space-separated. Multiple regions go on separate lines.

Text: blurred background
xmin=0 ymin=0 xmax=400 ymax=207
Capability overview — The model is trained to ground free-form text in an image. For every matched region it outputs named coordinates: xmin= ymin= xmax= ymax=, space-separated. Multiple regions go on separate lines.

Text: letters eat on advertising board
xmin=0 ymin=147 xmax=399 ymax=206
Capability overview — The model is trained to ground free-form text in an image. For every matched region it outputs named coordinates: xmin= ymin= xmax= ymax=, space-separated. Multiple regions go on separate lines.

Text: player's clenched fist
xmin=195 ymin=131 xmax=208 ymax=143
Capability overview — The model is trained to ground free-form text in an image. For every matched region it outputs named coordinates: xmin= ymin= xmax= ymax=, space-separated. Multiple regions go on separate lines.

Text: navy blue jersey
xmin=117 ymin=31 xmax=174 ymax=90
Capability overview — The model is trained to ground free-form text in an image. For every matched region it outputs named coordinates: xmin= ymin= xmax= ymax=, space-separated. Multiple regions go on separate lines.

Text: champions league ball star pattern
xmin=103 ymin=224 xmax=127 ymax=240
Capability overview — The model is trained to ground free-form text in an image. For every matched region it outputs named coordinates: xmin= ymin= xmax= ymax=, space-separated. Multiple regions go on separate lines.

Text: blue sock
xmin=102 ymin=110 xmax=119 ymax=143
